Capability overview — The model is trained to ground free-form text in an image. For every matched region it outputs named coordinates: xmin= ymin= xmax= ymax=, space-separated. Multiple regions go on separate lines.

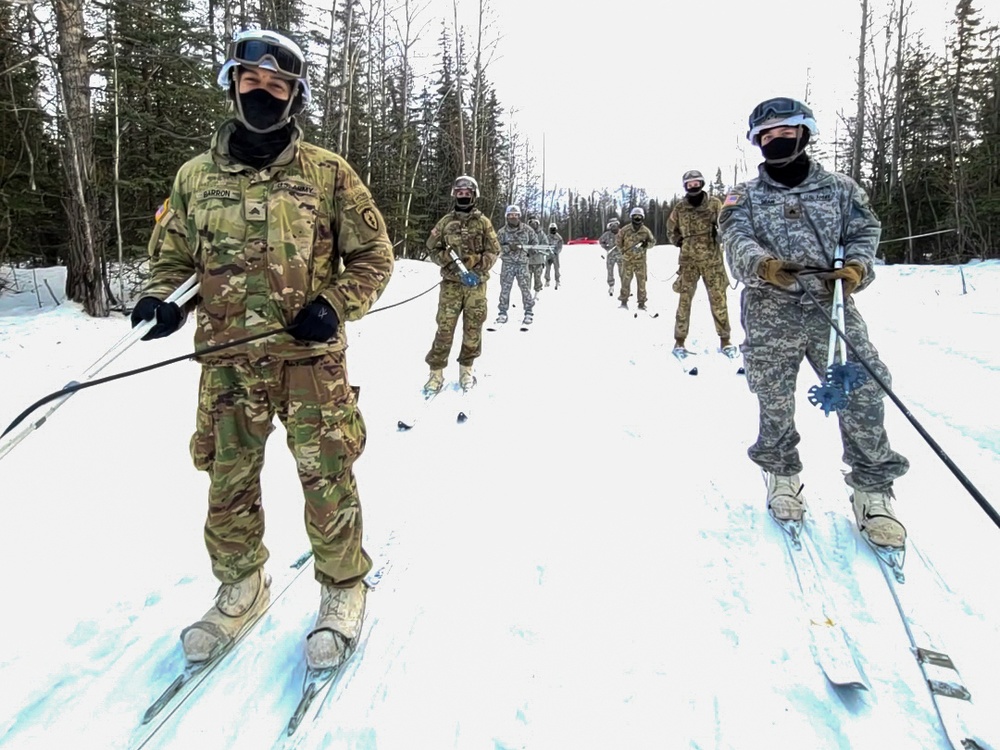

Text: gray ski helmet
xmin=608 ymin=218 xmax=620 ymax=229
xmin=629 ymin=207 xmax=645 ymax=220
xmin=452 ymin=175 xmax=479 ymax=198
xmin=682 ymin=170 xmax=705 ymax=188
xmin=746 ymin=97 xmax=818 ymax=145
xmin=217 ymin=29 xmax=310 ymax=133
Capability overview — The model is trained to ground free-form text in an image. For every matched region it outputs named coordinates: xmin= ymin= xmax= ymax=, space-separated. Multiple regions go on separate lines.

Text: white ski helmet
xmin=549 ymin=222 xmax=558 ymax=230
xmin=608 ymin=218 xmax=620 ymax=229
xmin=217 ymin=29 xmax=310 ymax=132
xmin=505 ymin=204 xmax=521 ymax=216
xmin=746 ymin=97 xmax=818 ymax=145
xmin=452 ymin=175 xmax=479 ymax=198
xmin=629 ymin=207 xmax=645 ymax=220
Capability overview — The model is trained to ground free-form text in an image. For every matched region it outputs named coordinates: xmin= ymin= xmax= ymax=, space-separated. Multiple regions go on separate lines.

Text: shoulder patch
xmin=361 ymin=207 xmax=379 ymax=231
xmin=723 ymin=191 xmax=744 ymax=207
xmin=154 ymin=197 xmax=170 ymax=222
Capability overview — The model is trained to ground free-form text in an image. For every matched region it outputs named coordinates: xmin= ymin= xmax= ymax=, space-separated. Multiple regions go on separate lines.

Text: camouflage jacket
xmin=599 ymin=229 xmax=620 ymax=253
xmin=547 ymin=231 xmax=564 ymax=256
xmin=668 ymin=194 xmax=723 ymax=263
xmin=616 ymin=224 xmax=656 ymax=259
xmin=497 ymin=222 xmax=543 ymax=264
xmin=426 ymin=208 xmax=501 ymax=283
xmin=143 ymin=120 xmax=394 ymax=362
xmin=719 ymin=159 xmax=879 ymax=301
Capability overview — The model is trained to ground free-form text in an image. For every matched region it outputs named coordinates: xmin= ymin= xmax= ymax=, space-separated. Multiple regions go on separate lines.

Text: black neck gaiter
xmin=229 ymin=121 xmax=294 ymax=170
xmin=685 ymin=191 xmax=706 ymax=207
xmin=764 ymin=153 xmax=811 ymax=188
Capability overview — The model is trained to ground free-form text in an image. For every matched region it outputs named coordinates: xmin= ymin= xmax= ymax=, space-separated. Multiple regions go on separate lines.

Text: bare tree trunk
xmin=851 ymin=0 xmax=869 ymax=183
xmin=470 ymin=0 xmax=484 ymax=174
xmin=452 ymin=0 xmax=466 ymax=171
xmin=54 ymin=0 xmax=107 ymax=316
xmin=321 ymin=3 xmax=336 ymax=139
xmin=337 ymin=0 xmax=354 ymax=155
xmin=891 ymin=0 xmax=915 ymax=262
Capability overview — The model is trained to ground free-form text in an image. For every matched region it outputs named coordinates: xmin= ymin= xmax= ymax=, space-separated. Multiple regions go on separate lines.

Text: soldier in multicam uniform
xmin=719 ymin=96 xmax=909 ymax=550
xmin=423 ymin=175 xmax=500 ymax=393
xmin=130 ymin=30 xmax=394 ymax=671
xmin=526 ymin=217 xmax=548 ymax=294
xmin=600 ymin=218 xmax=622 ymax=296
xmin=495 ymin=205 xmax=539 ymax=326
xmin=544 ymin=222 xmax=564 ymax=288
xmin=616 ymin=206 xmax=656 ymax=310
xmin=667 ymin=169 xmax=735 ymax=356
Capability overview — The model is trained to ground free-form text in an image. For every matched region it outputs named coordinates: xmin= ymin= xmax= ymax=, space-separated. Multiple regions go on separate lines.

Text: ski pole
xmin=0 ymin=274 xmax=199 ymax=462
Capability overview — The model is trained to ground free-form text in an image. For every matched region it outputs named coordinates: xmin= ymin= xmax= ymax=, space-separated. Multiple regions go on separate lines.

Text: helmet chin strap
xmin=233 ymin=87 xmax=297 ymax=134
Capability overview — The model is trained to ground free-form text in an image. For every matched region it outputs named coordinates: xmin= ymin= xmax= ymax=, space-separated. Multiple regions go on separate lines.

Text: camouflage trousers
xmin=530 ymin=262 xmax=544 ymax=292
xmin=544 ymin=254 xmax=561 ymax=284
xmin=606 ymin=250 xmax=623 ymax=287
xmin=619 ymin=253 xmax=648 ymax=305
xmin=739 ymin=288 xmax=910 ymax=491
xmin=498 ymin=260 xmax=535 ymax=315
xmin=673 ymin=254 xmax=732 ymax=342
xmin=190 ymin=351 xmax=371 ymax=587
xmin=426 ymin=279 xmax=488 ymax=369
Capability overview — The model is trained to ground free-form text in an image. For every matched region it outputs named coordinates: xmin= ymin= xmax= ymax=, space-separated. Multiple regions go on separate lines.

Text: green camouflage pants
xmin=740 ymin=288 xmax=909 ymax=491
xmin=190 ymin=351 xmax=371 ymax=587
xmin=673 ymin=254 xmax=732 ymax=342
xmin=425 ymin=279 xmax=488 ymax=369
xmin=619 ymin=253 xmax=648 ymax=305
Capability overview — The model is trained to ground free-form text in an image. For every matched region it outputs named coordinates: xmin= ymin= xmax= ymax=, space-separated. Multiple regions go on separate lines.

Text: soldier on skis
xmin=527 ymin=216 xmax=548 ymax=295
xmin=616 ymin=207 xmax=656 ymax=310
xmin=719 ymin=96 xmax=909 ymax=550
xmin=495 ymin=205 xmax=541 ymax=327
xmin=600 ymin=218 xmax=622 ymax=296
xmin=667 ymin=169 xmax=736 ymax=357
xmin=544 ymin=221 xmax=564 ymax=289
xmin=130 ymin=30 xmax=394 ymax=671
xmin=423 ymin=175 xmax=501 ymax=394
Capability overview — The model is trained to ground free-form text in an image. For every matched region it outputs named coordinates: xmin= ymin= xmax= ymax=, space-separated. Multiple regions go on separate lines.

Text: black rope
xmin=798 ymin=283 xmax=1000 ymax=530
xmin=367 ymin=280 xmax=441 ymax=313
xmin=1 ymin=327 xmax=291 ymax=438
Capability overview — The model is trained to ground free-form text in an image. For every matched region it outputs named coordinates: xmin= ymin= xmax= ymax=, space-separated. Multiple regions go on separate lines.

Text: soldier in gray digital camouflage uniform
xmin=527 ymin=217 xmax=547 ymax=294
xmin=544 ymin=222 xmax=564 ymax=288
xmin=130 ymin=30 xmax=394 ymax=670
xmin=719 ymin=96 xmax=908 ymax=550
xmin=599 ymin=218 xmax=622 ymax=296
xmin=495 ymin=205 xmax=540 ymax=326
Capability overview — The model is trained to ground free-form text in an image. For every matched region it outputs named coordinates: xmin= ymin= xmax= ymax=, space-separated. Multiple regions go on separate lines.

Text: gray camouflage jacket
xmin=497 ymin=222 xmax=543 ymax=264
xmin=719 ymin=160 xmax=880 ymax=301
xmin=599 ymin=229 xmax=619 ymax=253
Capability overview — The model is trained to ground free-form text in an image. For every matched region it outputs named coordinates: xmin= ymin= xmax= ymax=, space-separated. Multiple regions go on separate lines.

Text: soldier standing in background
xmin=527 ymin=216 xmax=547 ymax=295
xmin=616 ymin=207 xmax=656 ymax=310
xmin=495 ymin=205 xmax=539 ymax=326
xmin=720 ymin=96 xmax=909 ymax=552
xmin=130 ymin=29 xmax=394 ymax=672
xmin=599 ymin=218 xmax=622 ymax=296
xmin=423 ymin=175 xmax=500 ymax=392
xmin=667 ymin=169 xmax=736 ymax=356
xmin=544 ymin=222 xmax=564 ymax=288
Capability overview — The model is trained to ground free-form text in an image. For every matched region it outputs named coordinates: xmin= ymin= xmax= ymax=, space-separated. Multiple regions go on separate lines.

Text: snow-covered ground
xmin=1 ymin=246 xmax=998 ymax=750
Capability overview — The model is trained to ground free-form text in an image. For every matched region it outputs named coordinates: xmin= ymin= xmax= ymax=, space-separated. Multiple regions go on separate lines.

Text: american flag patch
xmin=154 ymin=197 xmax=170 ymax=222
xmin=723 ymin=192 xmax=743 ymax=207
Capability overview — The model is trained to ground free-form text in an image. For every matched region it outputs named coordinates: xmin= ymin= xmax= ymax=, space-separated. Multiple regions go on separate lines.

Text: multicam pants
xmin=498 ymin=260 xmax=534 ymax=315
xmin=739 ymin=287 xmax=910 ymax=491
xmin=619 ymin=252 xmax=648 ymax=306
xmin=425 ymin=279 xmax=489 ymax=368
xmin=190 ymin=351 xmax=371 ymax=587
xmin=673 ymin=255 xmax=732 ymax=342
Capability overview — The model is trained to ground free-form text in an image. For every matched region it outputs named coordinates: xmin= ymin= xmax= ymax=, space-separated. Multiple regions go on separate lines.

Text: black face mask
xmin=237 ymin=88 xmax=292 ymax=132
xmin=761 ymin=137 xmax=799 ymax=162
xmin=631 ymin=218 xmax=643 ymax=225
xmin=549 ymin=228 xmax=556 ymax=234
xmin=455 ymin=196 xmax=474 ymax=211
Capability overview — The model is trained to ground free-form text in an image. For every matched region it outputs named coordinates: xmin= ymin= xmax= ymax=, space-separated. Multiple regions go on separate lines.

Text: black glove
xmin=130 ymin=296 xmax=183 ymax=341
xmin=289 ymin=297 xmax=339 ymax=342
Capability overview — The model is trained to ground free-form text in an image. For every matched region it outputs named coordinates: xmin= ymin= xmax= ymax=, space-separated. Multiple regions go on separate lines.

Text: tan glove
xmin=757 ymin=257 xmax=804 ymax=288
xmin=819 ymin=261 xmax=865 ymax=297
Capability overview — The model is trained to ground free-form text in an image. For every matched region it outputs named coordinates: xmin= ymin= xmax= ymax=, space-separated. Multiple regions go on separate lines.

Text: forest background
xmin=2 ymin=0 xmax=1000 ymax=316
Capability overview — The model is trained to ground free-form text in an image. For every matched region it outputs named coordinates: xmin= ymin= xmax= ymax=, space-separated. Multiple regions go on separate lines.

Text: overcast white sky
xmin=436 ymin=0 xmax=1000 ymax=202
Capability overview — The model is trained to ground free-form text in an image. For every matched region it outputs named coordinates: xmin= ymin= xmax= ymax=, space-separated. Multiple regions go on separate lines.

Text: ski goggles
xmin=232 ymin=38 xmax=305 ymax=78
xmin=748 ymin=97 xmax=814 ymax=129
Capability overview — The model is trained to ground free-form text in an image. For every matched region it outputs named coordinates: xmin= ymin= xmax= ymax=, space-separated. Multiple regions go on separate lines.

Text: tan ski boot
xmin=181 ymin=568 xmax=271 ymax=662
xmin=459 ymin=365 xmax=476 ymax=391
xmin=305 ymin=580 xmax=367 ymax=670
xmin=852 ymin=489 xmax=906 ymax=549
xmin=423 ymin=369 xmax=444 ymax=396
